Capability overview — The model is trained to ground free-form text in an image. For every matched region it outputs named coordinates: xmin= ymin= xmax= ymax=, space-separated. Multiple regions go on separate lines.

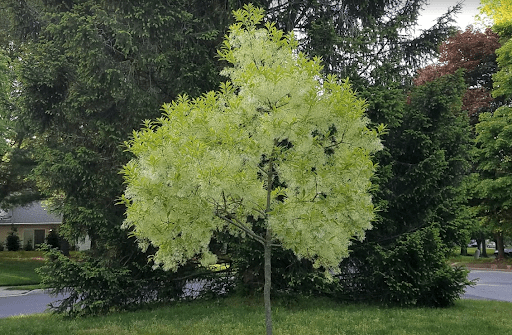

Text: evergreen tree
xmin=1 ymin=0 xmax=235 ymax=252
xmin=338 ymin=71 xmax=472 ymax=306
xmin=1 ymin=0 xmax=244 ymax=315
xmin=227 ymin=1 xmax=472 ymax=306
xmin=369 ymin=71 xmax=471 ymax=245
xmin=414 ymin=26 xmax=503 ymax=255
xmin=260 ymin=1 xmax=459 ymax=82
xmin=0 ymin=47 xmax=39 ymax=208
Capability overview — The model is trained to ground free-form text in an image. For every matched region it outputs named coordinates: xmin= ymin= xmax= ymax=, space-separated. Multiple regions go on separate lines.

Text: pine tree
xmin=0 ymin=0 xmax=245 ymax=315
xmin=1 ymin=0 xmax=235 ymax=251
xmin=230 ymin=1 xmax=471 ymax=306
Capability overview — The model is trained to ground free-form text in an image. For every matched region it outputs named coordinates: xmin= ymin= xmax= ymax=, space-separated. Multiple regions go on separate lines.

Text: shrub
xmin=0 ymin=242 xmax=4 ymax=251
xmin=231 ymin=236 xmax=332 ymax=297
xmin=335 ymin=227 xmax=471 ymax=307
xmin=37 ymin=244 xmax=202 ymax=317
xmin=6 ymin=227 xmax=20 ymax=251
xmin=45 ymin=229 xmax=60 ymax=249
xmin=24 ymin=238 xmax=34 ymax=251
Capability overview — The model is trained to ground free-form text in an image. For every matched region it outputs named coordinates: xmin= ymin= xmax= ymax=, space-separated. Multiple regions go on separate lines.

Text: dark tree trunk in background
xmin=481 ymin=232 xmax=488 ymax=257
xmin=495 ymin=232 xmax=505 ymax=260
xmin=60 ymin=238 xmax=70 ymax=257
xmin=461 ymin=246 xmax=467 ymax=256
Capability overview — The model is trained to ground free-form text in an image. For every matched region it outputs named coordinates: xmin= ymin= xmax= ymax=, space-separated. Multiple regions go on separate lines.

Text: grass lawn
xmin=0 ymin=296 xmax=511 ymax=334
xmin=0 ymin=251 xmax=45 ymax=286
xmin=0 ymin=250 xmax=84 ymax=287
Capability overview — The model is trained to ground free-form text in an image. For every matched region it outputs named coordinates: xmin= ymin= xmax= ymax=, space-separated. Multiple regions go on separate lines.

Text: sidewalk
xmin=0 ymin=287 xmax=43 ymax=298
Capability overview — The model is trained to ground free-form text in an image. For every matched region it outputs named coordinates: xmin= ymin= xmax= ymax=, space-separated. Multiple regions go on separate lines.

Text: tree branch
xmin=250 ymin=204 xmax=267 ymax=217
xmin=257 ymin=165 xmax=269 ymax=176
xmin=216 ymin=212 xmax=265 ymax=245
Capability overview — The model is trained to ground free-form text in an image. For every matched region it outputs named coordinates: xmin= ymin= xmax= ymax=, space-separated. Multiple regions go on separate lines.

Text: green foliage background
xmin=1 ymin=0 xmax=248 ymax=315
xmin=0 ymin=0 xmax=478 ymax=312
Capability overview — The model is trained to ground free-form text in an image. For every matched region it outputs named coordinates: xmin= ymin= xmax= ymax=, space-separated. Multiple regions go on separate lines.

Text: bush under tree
xmin=37 ymin=245 xmax=193 ymax=317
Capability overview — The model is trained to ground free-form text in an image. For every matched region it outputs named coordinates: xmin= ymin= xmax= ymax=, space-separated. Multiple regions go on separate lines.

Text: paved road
xmin=0 ymin=270 xmax=510 ymax=319
xmin=0 ymin=280 xmax=207 ymax=319
xmin=463 ymin=270 xmax=512 ymax=302
xmin=0 ymin=289 xmax=66 ymax=318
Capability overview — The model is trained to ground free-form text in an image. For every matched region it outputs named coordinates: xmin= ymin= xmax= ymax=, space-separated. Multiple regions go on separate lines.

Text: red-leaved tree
xmin=415 ymin=27 xmax=500 ymax=124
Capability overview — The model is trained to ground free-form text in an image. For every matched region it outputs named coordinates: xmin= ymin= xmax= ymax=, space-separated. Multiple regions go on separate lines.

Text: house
xmin=0 ymin=201 xmax=62 ymax=250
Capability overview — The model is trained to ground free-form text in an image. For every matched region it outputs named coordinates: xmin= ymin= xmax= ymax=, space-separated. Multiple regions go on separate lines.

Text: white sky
xmin=417 ymin=0 xmax=484 ymax=31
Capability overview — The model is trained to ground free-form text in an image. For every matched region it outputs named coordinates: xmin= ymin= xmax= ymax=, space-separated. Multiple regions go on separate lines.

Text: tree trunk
xmin=495 ymin=232 xmax=505 ymax=260
xmin=264 ymin=157 xmax=274 ymax=335
xmin=264 ymin=229 xmax=272 ymax=335
xmin=460 ymin=246 xmax=467 ymax=256
xmin=476 ymin=237 xmax=482 ymax=251
xmin=480 ymin=232 xmax=488 ymax=257
xmin=60 ymin=238 xmax=70 ymax=257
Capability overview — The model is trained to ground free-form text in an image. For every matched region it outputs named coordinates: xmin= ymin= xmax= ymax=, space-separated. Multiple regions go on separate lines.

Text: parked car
xmin=487 ymin=241 xmax=496 ymax=248
xmin=468 ymin=240 xmax=478 ymax=247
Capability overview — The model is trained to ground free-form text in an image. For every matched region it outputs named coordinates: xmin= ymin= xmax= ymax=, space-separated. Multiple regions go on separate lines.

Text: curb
xmin=452 ymin=263 xmax=512 ymax=272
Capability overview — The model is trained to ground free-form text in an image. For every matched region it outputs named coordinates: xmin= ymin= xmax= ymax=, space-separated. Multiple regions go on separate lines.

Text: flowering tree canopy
xmin=121 ymin=6 xmax=382 ymax=273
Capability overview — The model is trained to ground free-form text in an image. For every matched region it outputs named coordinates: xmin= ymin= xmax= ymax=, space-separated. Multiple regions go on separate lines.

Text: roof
xmin=0 ymin=201 xmax=62 ymax=225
